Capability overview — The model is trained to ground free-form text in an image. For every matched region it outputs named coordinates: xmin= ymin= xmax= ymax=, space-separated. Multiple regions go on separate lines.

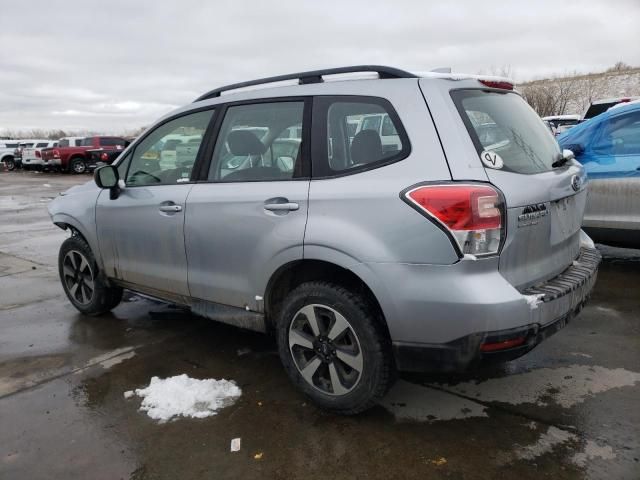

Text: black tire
xmin=276 ymin=281 xmax=394 ymax=414
xmin=5 ymin=158 xmax=15 ymax=171
xmin=69 ymin=157 xmax=86 ymax=174
xmin=58 ymin=236 xmax=123 ymax=315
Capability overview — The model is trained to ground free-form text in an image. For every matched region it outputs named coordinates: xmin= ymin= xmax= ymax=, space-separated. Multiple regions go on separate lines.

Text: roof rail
xmin=194 ymin=65 xmax=418 ymax=102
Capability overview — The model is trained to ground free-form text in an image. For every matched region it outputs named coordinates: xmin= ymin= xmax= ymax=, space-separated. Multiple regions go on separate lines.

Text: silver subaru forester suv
xmin=49 ymin=66 xmax=600 ymax=414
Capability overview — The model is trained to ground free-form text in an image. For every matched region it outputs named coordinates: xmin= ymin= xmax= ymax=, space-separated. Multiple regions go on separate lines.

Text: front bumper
xmin=391 ymin=246 xmax=601 ymax=372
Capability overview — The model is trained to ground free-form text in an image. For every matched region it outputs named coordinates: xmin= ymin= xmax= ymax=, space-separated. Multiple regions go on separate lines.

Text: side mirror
xmin=94 ymin=165 xmax=121 ymax=199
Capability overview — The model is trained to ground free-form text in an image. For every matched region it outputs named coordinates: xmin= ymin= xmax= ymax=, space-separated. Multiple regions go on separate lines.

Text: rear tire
xmin=276 ymin=281 xmax=394 ymax=414
xmin=69 ymin=158 xmax=86 ymax=174
xmin=5 ymin=158 xmax=15 ymax=171
xmin=58 ymin=236 xmax=123 ymax=315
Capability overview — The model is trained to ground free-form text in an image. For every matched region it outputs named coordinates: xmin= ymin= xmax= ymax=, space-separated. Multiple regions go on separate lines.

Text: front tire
xmin=58 ymin=236 xmax=122 ymax=315
xmin=5 ymin=158 xmax=15 ymax=171
xmin=69 ymin=157 xmax=86 ymax=174
xmin=276 ymin=281 xmax=394 ymax=414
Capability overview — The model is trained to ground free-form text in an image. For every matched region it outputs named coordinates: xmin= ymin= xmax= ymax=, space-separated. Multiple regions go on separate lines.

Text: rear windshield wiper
xmin=552 ymin=149 xmax=576 ymax=168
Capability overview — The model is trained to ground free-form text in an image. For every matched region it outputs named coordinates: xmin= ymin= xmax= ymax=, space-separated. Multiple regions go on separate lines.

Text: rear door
xmin=185 ymin=99 xmax=310 ymax=311
xmin=424 ymin=80 xmax=587 ymax=289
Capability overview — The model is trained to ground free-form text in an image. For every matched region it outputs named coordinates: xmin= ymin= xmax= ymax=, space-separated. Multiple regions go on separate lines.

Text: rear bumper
xmin=356 ymin=242 xmax=600 ymax=373
xmin=392 ymin=246 xmax=600 ymax=372
xmin=43 ymin=158 xmax=61 ymax=166
xmin=22 ymin=158 xmax=44 ymax=166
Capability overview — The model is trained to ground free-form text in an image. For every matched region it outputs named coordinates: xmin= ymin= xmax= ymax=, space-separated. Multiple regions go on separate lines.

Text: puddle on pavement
xmin=436 ymin=364 xmax=640 ymax=408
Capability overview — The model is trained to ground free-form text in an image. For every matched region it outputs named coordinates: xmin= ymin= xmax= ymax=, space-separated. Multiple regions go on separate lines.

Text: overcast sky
xmin=1 ymin=0 xmax=638 ymax=134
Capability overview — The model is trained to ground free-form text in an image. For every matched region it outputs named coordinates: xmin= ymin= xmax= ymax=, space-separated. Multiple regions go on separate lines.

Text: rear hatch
xmin=432 ymin=82 xmax=587 ymax=289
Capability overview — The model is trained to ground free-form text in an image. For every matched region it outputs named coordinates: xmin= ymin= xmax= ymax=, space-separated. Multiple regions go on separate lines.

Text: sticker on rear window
xmin=480 ymin=151 xmax=504 ymax=170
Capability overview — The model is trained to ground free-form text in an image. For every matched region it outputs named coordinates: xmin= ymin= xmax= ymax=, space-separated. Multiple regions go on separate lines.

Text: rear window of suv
xmin=452 ymin=90 xmax=561 ymax=174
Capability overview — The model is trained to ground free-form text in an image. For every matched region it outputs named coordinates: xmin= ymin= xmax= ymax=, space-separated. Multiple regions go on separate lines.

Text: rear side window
xmin=452 ymin=90 xmax=561 ymax=174
xmin=313 ymin=96 xmax=409 ymax=177
xmin=100 ymin=137 xmax=125 ymax=147
xmin=81 ymin=138 xmax=94 ymax=147
xmin=36 ymin=142 xmax=49 ymax=148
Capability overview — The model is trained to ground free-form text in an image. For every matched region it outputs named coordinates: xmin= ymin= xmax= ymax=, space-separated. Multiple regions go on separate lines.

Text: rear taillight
xmin=100 ymin=152 xmax=109 ymax=161
xmin=404 ymin=184 xmax=504 ymax=256
xmin=35 ymin=150 xmax=41 ymax=158
xmin=479 ymin=80 xmax=514 ymax=90
xmin=53 ymin=149 xmax=60 ymax=159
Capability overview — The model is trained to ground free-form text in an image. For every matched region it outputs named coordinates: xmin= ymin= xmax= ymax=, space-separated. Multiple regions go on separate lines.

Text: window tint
xmin=126 ymin=109 xmax=214 ymax=186
xmin=74 ymin=139 xmax=83 ymax=146
xmin=36 ymin=142 xmax=49 ymax=148
xmin=100 ymin=137 xmax=125 ymax=147
xmin=593 ymin=112 xmax=640 ymax=156
xmin=320 ymin=99 xmax=407 ymax=174
xmin=452 ymin=90 xmax=560 ymax=174
xmin=208 ymin=102 xmax=304 ymax=182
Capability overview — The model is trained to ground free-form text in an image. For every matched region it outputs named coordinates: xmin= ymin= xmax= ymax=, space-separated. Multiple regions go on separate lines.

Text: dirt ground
xmin=1 ymin=170 xmax=639 ymax=480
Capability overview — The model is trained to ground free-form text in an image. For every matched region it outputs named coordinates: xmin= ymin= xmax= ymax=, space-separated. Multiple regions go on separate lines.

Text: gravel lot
xmin=1 ymin=170 xmax=639 ymax=480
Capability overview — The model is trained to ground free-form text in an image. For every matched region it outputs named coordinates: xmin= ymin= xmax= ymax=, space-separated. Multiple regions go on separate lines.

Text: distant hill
xmin=518 ymin=65 xmax=640 ymax=116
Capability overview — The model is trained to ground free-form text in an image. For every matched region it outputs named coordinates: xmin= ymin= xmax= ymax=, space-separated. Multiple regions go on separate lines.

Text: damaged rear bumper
xmin=392 ymin=246 xmax=601 ymax=372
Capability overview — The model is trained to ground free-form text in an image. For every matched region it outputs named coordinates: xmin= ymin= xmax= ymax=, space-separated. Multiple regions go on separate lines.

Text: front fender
xmin=48 ymin=189 xmax=102 ymax=270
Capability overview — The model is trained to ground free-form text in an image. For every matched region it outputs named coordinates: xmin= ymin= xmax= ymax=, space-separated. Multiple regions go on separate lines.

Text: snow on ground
xmin=124 ymin=374 xmax=242 ymax=422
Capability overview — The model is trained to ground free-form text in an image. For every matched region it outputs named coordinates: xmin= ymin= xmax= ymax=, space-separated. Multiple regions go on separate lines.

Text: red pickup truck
xmin=42 ymin=136 xmax=127 ymax=174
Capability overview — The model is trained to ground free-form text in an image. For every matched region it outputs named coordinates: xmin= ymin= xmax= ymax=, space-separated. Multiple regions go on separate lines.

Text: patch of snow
xmin=523 ymin=294 xmax=545 ymax=309
xmin=126 ymin=374 xmax=242 ymax=422
xmin=123 ymin=390 xmax=135 ymax=399
xmin=462 ymin=254 xmax=478 ymax=261
xmin=439 ymin=365 xmax=640 ymax=408
xmin=43 ymin=183 xmax=51 ymax=187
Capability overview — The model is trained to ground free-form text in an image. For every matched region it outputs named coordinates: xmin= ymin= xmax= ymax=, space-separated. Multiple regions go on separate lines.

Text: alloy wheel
xmin=62 ymin=250 xmax=95 ymax=305
xmin=289 ymin=304 xmax=363 ymax=396
xmin=72 ymin=161 xmax=86 ymax=174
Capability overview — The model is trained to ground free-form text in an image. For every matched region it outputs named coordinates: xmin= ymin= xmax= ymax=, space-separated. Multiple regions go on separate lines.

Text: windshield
xmin=452 ymin=90 xmax=561 ymax=174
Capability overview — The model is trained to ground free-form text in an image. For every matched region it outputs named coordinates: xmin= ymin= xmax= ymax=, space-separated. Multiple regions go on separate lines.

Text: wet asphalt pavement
xmin=1 ymin=171 xmax=639 ymax=480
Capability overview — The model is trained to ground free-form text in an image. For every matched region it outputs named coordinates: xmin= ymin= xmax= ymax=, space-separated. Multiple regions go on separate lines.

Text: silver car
xmin=49 ymin=66 xmax=600 ymax=414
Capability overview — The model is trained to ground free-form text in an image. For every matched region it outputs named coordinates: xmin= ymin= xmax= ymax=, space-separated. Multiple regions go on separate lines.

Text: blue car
xmin=558 ymin=102 xmax=640 ymax=248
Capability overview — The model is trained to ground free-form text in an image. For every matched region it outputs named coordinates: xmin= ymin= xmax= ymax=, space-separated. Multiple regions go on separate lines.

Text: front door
xmin=96 ymin=108 xmax=215 ymax=298
xmin=185 ymin=99 xmax=310 ymax=311
xmin=581 ymin=109 xmax=640 ymax=233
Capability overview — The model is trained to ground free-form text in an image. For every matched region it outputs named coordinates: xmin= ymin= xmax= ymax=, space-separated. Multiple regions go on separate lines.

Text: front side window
xmin=208 ymin=101 xmax=305 ymax=182
xmin=125 ymin=109 xmax=214 ymax=187
xmin=316 ymin=97 xmax=408 ymax=176
xmin=452 ymin=90 xmax=560 ymax=174
xmin=593 ymin=112 xmax=640 ymax=156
